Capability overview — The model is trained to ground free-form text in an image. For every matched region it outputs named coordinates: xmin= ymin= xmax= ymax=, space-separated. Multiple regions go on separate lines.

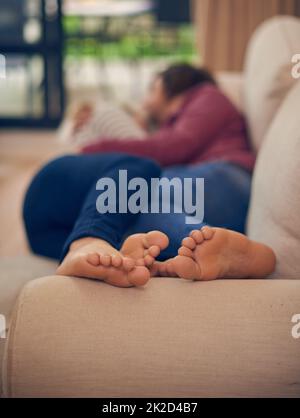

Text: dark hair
xmin=159 ymin=63 xmax=216 ymax=99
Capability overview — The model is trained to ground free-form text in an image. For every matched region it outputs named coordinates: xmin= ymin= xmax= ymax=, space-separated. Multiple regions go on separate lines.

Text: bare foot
xmin=149 ymin=260 xmax=176 ymax=277
xmin=56 ymin=237 xmax=150 ymax=288
xmin=170 ymin=226 xmax=276 ymax=281
xmin=120 ymin=231 xmax=169 ymax=269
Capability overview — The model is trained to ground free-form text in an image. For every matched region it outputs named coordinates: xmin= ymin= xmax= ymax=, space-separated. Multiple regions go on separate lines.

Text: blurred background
xmin=0 ymin=0 xmax=196 ymax=256
xmin=1 ymin=0 xmax=300 ymax=127
xmin=0 ymin=0 xmax=195 ymax=128
xmin=0 ymin=0 xmax=299 ymax=257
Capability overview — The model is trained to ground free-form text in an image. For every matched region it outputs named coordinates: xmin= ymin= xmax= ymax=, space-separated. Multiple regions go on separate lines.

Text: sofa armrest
xmin=216 ymin=71 xmax=244 ymax=111
xmin=2 ymin=275 xmax=300 ymax=398
xmin=0 ymin=256 xmax=57 ymax=398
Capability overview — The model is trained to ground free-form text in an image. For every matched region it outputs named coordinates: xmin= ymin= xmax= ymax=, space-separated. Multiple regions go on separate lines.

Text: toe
xmin=160 ymin=264 xmax=168 ymax=275
xmin=128 ymin=266 xmax=150 ymax=286
xmin=86 ymin=253 xmax=101 ymax=266
xmin=190 ymin=230 xmax=204 ymax=244
xmin=178 ymin=246 xmax=194 ymax=257
xmin=151 ymin=261 xmax=175 ymax=277
xmin=143 ymin=231 xmax=169 ymax=251
xmin=136 ymin=258 xmax=146 ymax=266
xmin=144 ymin=254 xmax=154 ymax=267
xmin=111 ymin=254 xmax=122 ymax=268
xmin=173 ymin=255 xmax=202 ymax=281
xmin=166 ymin=261 xmax=175 ymax=276
xmin=100 ymin=254 xmax=111 ymax=267
xmin=149 ymin=261 xmax=160 ymax=276
xmin=122 ymin=257 xmax=135 ymax=272
xmin=147 ymin=245 xmax=161 ymax=258
xmin=201 ymin=226 xmax=215 ymax=240
xmin=182 ymin=237 xmax=197 ymax=250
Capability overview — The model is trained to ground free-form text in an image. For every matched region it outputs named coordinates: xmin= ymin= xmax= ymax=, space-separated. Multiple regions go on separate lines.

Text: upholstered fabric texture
xmin=0 ymin=256 xmax=57 ymax=397
xmin=3 ymin=276 xmax=300 ymax=398
xmin=216 ymin=72 xmax=245 ymax=111
xmin=243 ymin=16 xmax=300 ymax=151
xmin=247 ymin=80 xmax=300 ymax=279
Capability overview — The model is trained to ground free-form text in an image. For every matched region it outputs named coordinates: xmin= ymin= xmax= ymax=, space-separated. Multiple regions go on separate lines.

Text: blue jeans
xmin=127 ymin=161 xmax=251 ymax=259
xmin=23 ymin=154 xmax=251 ymax=261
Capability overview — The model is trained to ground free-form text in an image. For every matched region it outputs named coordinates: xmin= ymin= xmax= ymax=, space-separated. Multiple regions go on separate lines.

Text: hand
xmin=72 ymin=103 xmax=94 ymax=134
xmin=133 ymin=109 xmax=151 ymax=131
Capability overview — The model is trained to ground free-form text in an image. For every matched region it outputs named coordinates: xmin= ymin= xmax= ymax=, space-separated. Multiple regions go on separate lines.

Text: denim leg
xmin=23 ymin=153 xmax=161 ymax=260
xmin=127 ymin=161 xmax=252 ymax=260
xmin=61 ymin=155 xmax=161 ymax=260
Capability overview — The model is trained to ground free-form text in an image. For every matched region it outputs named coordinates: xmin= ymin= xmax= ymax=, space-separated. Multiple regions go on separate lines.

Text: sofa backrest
xmin=243 ymin=16 xmax=300 ymax=152
xmin=246 ymin=79 xmax=300 ymax=279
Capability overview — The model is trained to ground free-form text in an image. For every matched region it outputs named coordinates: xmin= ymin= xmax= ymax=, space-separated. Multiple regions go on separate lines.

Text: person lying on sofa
xmin=23 ymin=64 xmax=276 ymax=285
xmin=24 ymin=65 xmax=275 ymax=286
xmin=23 ymin=156 xmax=276 ymax=287
xmin=80 ymin=63 xmax=255 ymax=173
xmin=78 ymin=63 xmax=259 ymax=255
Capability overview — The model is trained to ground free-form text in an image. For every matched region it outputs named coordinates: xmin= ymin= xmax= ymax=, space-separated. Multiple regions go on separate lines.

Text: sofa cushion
xmin=3 ymin=275 xmax=300 ymax=398
xmin=0 ymin=255 xmax=57 ymax=398
xmin=216 ymin=72 xmax=244 ymax=111
xmin=247 ymin=80 xmax=300 ymax=279
xmin=244 ymin=16 xmax=300 ymax=151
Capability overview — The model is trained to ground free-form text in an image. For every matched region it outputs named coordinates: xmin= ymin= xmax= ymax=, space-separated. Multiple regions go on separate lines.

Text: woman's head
xmin=143 ymin=63 xmax=215 ymax=123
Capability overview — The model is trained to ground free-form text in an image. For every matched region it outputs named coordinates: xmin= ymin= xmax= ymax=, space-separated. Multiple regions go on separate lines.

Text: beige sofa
xmin=1 ymin=16 xmax=300 ymax=398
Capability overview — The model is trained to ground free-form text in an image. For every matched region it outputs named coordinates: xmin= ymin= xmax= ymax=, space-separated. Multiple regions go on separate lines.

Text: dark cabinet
xmin=0 ymin=0 xmax=64 ymax=127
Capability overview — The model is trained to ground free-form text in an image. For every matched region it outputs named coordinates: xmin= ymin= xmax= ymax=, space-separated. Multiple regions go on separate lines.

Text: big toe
xmin=86 ymin=252 xmax=101 ymax=266
xmin=173 ymin=255 xmax=202 ymax=281
xmin=143 ymin=231 xmax=169 ymax=252
xmin=128 ymin=266 xmax=150 ymax=286
xmin=122 ymin=257 xmax=136 ymax=272
xmin=201 ymin=226 xmax=215 ymax=240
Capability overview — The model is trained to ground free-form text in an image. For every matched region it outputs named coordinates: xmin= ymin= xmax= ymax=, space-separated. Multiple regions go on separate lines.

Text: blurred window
xmin=0 ymin=0 xmax=64 ymax=127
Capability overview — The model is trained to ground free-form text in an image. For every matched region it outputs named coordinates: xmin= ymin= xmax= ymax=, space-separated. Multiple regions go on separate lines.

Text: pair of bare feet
xmin=56 ymin=227 xmax=276 ymax=287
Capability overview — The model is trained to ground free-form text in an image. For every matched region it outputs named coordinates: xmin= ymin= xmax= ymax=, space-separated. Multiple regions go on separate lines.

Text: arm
xmin=81 ymin=86 xmax=238 ymax=167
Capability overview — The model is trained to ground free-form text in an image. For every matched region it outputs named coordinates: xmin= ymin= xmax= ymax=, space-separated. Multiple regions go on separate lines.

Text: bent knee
xmin=121 ymin=155 xmax=161 ymax=178
xmin=23 ymin=155 xmax=75 ymax=228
